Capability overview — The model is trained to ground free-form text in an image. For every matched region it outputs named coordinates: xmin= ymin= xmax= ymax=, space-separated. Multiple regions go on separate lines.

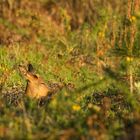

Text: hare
xmin=19 ymin=64 xmax=50 ymax=99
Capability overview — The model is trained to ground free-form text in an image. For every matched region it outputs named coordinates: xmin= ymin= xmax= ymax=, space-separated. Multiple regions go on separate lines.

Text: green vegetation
xmin=0 ymin=0 xmax=140 ymax=139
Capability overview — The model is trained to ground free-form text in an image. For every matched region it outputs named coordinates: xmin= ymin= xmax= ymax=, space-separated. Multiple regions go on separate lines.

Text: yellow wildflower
xmin=126 ymin=56 xmax=133 ymax=62
xmin=130 ymin=16 xmax=136 ymax=23
xmin=51 ymin=98 xmax=57 ymax=107
xmin=64 ymin=92 xmax=68 ymax=96
xmin=98 ymin=32 xmax=105 ymax=38
xmin=99 ymin=76 xmax=103 ymax=80
xmin=72 ymin=105 xmax=81 ymax=111
xmin=93 ymin=105 xmax=101 ymax=112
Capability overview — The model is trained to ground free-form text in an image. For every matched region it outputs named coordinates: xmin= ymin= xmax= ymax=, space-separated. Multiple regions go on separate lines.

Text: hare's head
xmin=19 ymin=64 xmax=38 ymax=82
xmin=19 ymin=64 xmax=49 ymax=99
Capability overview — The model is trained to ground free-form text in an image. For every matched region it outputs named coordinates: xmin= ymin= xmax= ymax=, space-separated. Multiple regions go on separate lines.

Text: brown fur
xmin=19 ymin=65 xmax=49 ymax=99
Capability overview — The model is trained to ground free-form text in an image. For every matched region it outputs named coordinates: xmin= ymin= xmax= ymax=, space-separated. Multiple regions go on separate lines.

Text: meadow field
xmin=0 ymin=0 xmax=140 ymax=139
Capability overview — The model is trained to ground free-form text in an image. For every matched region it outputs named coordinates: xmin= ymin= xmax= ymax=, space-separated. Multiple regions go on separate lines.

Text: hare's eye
xmin=40 ymin=82 xmax=45 ymax=85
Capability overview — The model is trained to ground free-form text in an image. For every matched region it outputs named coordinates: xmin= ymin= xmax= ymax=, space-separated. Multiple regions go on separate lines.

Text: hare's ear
xmin=19 ymin=65 xmax=27 ymax=74
xmin=28 ymin=63 xmax=34 ymax=72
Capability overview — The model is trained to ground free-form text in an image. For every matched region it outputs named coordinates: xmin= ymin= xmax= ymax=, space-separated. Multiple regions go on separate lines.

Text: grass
xmin=0 ymin=0 xmax=140 ymax=140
